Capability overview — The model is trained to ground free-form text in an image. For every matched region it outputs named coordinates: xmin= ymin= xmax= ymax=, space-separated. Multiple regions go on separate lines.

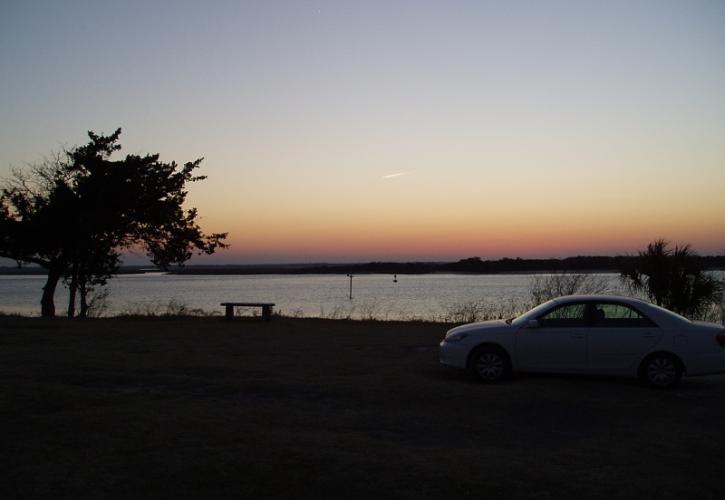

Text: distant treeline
xmin=164 ymin=255 xmax=725 ymax=275
xmin=2 ymin=255 xmax=724 ymax=276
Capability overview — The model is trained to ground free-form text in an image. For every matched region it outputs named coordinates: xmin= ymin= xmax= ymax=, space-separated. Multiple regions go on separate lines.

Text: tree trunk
xmin=78 ymin=276 xmax=89 ymax=319
xmin=67 ymin=264 xmax=78 ymax=318
xmin=67 ymin=280 xmax=77 ymax=318
xmin=79 ymin=289 xmax=89 ymax=318
xmin=41 ymin=266 xmax=62 ymax=318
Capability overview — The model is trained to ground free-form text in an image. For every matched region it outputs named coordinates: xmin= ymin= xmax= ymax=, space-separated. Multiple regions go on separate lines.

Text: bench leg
xmin=225 ymin=305 xmax=234 ymax=320
xmin=262 ymin=305 xmax=272 ymax=321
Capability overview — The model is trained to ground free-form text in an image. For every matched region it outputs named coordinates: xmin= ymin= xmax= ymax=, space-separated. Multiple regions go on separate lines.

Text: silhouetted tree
xmin=620 ymin=239 xmax=722 ymax=317
xmin=64 ymin=237 xmax=119 ymax=318
xmin=0 ymin=129 xmax=228 ymax=317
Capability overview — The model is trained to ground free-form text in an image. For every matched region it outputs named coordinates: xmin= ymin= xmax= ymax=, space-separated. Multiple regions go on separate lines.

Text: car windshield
xmin=510 ymin=300 xmax=557 ymax=326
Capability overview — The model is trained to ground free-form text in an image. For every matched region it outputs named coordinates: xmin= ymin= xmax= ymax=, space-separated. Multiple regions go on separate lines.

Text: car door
xmin=515 ymin=302 xmax=588 ymax=372
xmin=586 ymin=301 xmax=662 ymax=373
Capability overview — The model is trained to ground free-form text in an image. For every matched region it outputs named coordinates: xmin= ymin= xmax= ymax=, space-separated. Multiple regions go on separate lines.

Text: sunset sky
xmin=2 ymin=1 xmax=724 ymax=264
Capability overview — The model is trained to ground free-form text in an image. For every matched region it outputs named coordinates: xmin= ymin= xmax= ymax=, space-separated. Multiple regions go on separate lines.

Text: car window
xmin=591 ymin=303 xmax=656 ymax=328
xmin=511 ymin=300 xmax=557 ymax=325
xmin=537 ymin=303 xmax=587 ymax=328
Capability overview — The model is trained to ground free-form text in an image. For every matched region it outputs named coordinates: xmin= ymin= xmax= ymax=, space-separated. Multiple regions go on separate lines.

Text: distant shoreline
xmin=3 ymin=255 xmax=724 ymax=276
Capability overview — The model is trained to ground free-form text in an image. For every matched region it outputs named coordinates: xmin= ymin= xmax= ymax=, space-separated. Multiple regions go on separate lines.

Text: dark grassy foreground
xmin=2 ymin=316 xmax=725 ymax=500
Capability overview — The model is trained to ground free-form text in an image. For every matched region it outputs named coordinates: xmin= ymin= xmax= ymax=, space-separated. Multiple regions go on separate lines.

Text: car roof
xmin=548 ymin=295 xmax=690 ymax=326
xmin=551 ymin=294 xmax=649 ymax=305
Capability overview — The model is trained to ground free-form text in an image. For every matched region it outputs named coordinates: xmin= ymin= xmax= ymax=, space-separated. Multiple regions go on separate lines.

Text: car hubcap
xmin=647 ymin=358 xmax=676 ymax=386
xmin=476 ymin=353 xmax=504 ymax=380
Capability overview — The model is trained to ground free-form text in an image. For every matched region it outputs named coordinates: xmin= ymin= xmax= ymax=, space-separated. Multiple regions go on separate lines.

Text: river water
xmin=0 ymin=272 xmax=636 ymax=320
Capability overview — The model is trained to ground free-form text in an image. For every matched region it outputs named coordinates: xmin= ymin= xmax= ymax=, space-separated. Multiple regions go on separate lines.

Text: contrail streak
xmin=382 ymin=171 xmax=411 ymax=179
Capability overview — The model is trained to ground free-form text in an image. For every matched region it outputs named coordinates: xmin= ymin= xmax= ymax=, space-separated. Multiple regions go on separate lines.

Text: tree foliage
xmin=620 ymin=239 xmax=722 ymax=317
xmin=0 ymin=128 xmax=228 ymax=317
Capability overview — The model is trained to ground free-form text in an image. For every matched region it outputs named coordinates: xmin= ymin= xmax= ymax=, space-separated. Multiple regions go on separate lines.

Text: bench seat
xmin=220 ymin=302 xmax=275 ymax=321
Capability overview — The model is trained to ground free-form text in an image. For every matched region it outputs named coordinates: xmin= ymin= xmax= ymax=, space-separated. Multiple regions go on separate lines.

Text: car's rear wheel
xmin=640 ymin=354 xmax=682 ymax=388
xmin=468 ymin=346 xmax=511 ymax=383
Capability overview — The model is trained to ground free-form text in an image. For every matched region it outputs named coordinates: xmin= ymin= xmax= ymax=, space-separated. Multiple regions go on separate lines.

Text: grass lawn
xmin=1 ymin=315 xmax=724 ymax=499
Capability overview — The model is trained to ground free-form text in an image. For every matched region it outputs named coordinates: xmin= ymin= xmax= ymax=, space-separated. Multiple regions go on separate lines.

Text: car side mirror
xmin=526 ymin=320 xmax=539 ymax=329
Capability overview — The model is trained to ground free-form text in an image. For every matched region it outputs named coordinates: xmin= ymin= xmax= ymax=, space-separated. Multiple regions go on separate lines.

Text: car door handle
xmin=571 ymin=333 xmax=585 ymax=339
xmin=641 ymin=333 xmax=657 ymax=338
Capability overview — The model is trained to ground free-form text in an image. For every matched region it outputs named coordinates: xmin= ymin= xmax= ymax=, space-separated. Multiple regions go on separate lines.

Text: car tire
xmin=468 ymin=346 xmax=511 ymax=383
xmin=640 ymin=354 xmax=683 ymax=389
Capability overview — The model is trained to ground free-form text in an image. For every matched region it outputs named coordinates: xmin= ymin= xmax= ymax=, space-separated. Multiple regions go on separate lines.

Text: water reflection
xmin=0 ymin=272 xmax=644 ymax=320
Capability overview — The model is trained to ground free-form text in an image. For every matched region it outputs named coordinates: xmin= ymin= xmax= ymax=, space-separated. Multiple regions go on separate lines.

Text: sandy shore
xmin=2 ymin=315 xmax=724 ymax=499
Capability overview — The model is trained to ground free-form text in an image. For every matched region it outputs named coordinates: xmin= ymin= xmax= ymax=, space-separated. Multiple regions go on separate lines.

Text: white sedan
xmin=439 ymin=295 xmax=725 ymax=388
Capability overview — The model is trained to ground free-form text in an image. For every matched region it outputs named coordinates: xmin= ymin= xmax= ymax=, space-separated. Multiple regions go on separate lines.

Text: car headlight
xmin=444 ymin=332 xmax=468 ymax=343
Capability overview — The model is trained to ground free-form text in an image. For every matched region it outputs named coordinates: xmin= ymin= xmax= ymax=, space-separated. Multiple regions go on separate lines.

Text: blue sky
xmin=2 ymin=1 xmax=725 ymax=263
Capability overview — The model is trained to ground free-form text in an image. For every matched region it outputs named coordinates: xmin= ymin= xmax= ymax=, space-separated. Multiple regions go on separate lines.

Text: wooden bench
xmin=220 ymin=302 xmax=275 ymax=321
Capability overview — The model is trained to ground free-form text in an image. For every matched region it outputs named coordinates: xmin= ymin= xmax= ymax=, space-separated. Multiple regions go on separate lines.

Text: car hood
xmin=447 ymin=319 xmax=511 ymax=335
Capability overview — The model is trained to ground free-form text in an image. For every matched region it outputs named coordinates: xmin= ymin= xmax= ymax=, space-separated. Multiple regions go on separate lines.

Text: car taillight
xmin=716 ymin=332 xmax=725 ymax=347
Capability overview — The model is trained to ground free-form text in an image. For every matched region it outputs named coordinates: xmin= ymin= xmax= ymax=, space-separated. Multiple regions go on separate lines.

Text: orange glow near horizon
xmin=183 ymin=132 xmax=725 ymax=263
xmin=192 ymin=189 xmax=725 ymax=263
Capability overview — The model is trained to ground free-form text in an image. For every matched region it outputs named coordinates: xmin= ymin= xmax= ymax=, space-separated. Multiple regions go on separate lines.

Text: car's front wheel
xmin=640 ymin=354 xmax=683 ymax=388
xmin=468 ymin=346 xmax=511 ymax=383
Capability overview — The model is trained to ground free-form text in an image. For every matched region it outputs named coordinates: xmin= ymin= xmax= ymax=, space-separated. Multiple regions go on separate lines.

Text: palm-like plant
xmin=621 ymin=239 xmax=722 ymax=318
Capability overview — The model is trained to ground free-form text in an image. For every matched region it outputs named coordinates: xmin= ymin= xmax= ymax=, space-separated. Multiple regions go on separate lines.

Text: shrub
xmin=528 ymin=272 xmax=610 ymax=306
xmin=620 ymin=239 xmax=722 ymax=317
